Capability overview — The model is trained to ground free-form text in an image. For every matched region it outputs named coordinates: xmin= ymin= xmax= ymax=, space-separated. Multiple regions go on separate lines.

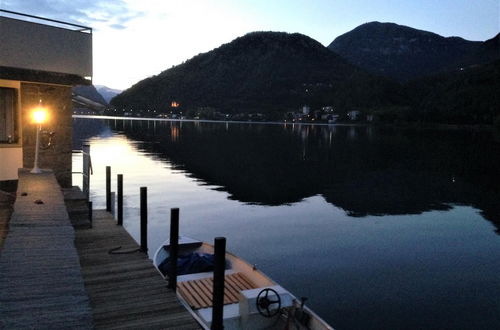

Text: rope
xmin=108 ymin=246 xmax=141 ymax=254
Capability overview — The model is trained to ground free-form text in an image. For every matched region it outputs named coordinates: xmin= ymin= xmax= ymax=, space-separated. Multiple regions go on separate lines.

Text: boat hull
xmin=153 ymin=236 xmax=333 ymax=330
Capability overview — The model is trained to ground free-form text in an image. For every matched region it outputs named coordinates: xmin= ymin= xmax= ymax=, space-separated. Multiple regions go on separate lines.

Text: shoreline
xmin=72 ymin=114 xmax=496 ymax=132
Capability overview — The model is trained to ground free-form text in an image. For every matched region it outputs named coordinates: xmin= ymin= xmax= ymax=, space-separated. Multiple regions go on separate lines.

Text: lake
xmin=73 ymin=117 xmax=500 ymax=330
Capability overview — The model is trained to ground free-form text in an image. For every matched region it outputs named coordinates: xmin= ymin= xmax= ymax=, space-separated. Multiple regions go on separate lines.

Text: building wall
xmin=0 ymin=148 xmax=22 ymax=181
xmin=21 ymin=82 xmax=73 ymax=187
xmin=0 ymin=79 xmax=22 ymax=181
xmin=0 ymin=16 xmax=92 ymax=79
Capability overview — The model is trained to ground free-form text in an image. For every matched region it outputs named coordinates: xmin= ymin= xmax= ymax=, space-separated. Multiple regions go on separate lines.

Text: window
xmin=0 ymin=87 xmax=18 ymax=143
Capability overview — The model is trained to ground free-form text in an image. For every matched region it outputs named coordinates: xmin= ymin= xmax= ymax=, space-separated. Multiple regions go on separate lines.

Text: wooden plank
xmin=199 ymin=278 xmax=219 ymax=303
xmin=193 ymin=279 xmax=214 ymax=306
xmin=233 ymin=273 xmax=256 ymax=290
xmin=226 ymin=274 xmax=244 ymax=291
xmin=186 ymin=280 xmax=208 ymax=308
xmin=222 ymin=278 xmax=241 ymax=302
xmin=178 ymin=282 xmax=202 ymax=309
xmin=192 ymin=281 xmax=211 ymax=308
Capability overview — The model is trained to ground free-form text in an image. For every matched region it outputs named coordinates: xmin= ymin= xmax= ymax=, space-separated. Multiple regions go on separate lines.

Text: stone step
xmin=62 ymin=186 xmax=91 ymax=229
xmin=62 ymin=186 xmax=87 ymax=201
xmin=66 ymin=198 xmax=89 ymax=210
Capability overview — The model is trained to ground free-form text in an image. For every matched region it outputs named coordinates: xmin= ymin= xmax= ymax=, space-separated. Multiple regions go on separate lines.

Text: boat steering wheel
xmin=256 ymin=288 xmax=281 ymax=318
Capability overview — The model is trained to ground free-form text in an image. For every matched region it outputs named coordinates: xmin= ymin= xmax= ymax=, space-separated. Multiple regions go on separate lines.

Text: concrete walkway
xmin=0 ymin=169 xmax=93 ymax=329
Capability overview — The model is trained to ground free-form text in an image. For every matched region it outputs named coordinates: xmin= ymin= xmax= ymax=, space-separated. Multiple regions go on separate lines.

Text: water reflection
xmin=73 ymin=118 xmax=500 ymax=233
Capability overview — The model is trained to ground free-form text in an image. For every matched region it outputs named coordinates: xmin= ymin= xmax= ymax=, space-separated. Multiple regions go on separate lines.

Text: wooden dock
xmin=0 ymin=169 xmax=198 ymax=329
xmin=75 ymin=209 xmax=199 ymax=329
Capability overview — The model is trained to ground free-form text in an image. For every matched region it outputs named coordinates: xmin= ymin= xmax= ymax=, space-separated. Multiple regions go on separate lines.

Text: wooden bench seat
xmin=177 ymin=272 xmax=258 ymax=309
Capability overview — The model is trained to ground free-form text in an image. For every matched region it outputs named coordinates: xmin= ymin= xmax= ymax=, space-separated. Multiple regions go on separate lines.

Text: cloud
xmin=110 ymin=23 xmax=127 ymax=30
xmin=1 ymin=0 xmax=144 ymax=30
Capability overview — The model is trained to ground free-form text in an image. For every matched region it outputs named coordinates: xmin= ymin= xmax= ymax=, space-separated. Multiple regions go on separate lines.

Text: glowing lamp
xmin=32 ymin=108 xmax=48 ymax=124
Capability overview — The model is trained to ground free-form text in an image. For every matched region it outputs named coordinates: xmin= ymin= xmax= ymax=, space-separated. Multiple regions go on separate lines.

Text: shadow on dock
xmin=63 ymin=186 xmax=92 ymax=229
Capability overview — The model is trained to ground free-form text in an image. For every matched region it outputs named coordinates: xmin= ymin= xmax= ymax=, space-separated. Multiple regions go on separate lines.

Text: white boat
xmin=153 ymin=236 xmax=334 ymax=330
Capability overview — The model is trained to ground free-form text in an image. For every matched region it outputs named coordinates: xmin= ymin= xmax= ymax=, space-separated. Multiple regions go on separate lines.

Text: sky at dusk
xmin=1 ymin=0 xmax=499 ymax=90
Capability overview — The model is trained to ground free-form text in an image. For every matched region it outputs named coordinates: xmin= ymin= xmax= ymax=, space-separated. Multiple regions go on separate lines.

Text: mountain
xmin=111 ymin=32 xmax=405 ymax=114
xmin=463 ymin=33 xmax=500 ymax=66
xmin=95 ymin=85 xmax=122 ymax=103
xmin=407 ymin=58 xmax=500 ymax=124
xmin=73 ymin=85 xmax=107 ymax=105
xmin=328 ymin=22 xmax=498 ymax=82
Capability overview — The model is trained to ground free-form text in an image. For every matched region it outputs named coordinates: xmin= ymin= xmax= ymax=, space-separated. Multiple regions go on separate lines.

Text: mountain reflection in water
xmin=74 ymin=117 xmax=500 ymax=234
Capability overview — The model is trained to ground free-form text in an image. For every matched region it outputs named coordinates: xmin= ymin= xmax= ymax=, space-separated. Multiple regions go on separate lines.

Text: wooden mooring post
xmin=88 ymin=201 xmax=93 ymax=228
xmin=168 ymin=208 xmax=179 ymax=290
xmin=140 ymin=186 xmax=148 ymax=253
xmin=117 ymin=174 xmax=123 ymax=226
xmin=106 ymin=166 xmax=111 ymax=212
xmin=211 ymin=237 xmax=226 ymax=330
xmin=82 ymin=144 xmax=90 ymax=201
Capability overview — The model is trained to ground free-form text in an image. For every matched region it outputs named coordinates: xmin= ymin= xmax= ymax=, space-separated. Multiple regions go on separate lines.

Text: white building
xmin=0 ymin=10 xmax=92 ymax=186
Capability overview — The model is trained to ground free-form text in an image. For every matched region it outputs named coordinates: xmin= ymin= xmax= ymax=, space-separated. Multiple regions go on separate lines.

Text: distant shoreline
xmin=72 ymin=114 xmax=495 ymax=132
xmin=72 ymin=114 xmax=368 ymax=127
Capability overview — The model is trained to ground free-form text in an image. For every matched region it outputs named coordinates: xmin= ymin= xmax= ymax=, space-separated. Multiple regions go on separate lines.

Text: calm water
xmin=73 ymin=117 xmax=500 ymax=330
